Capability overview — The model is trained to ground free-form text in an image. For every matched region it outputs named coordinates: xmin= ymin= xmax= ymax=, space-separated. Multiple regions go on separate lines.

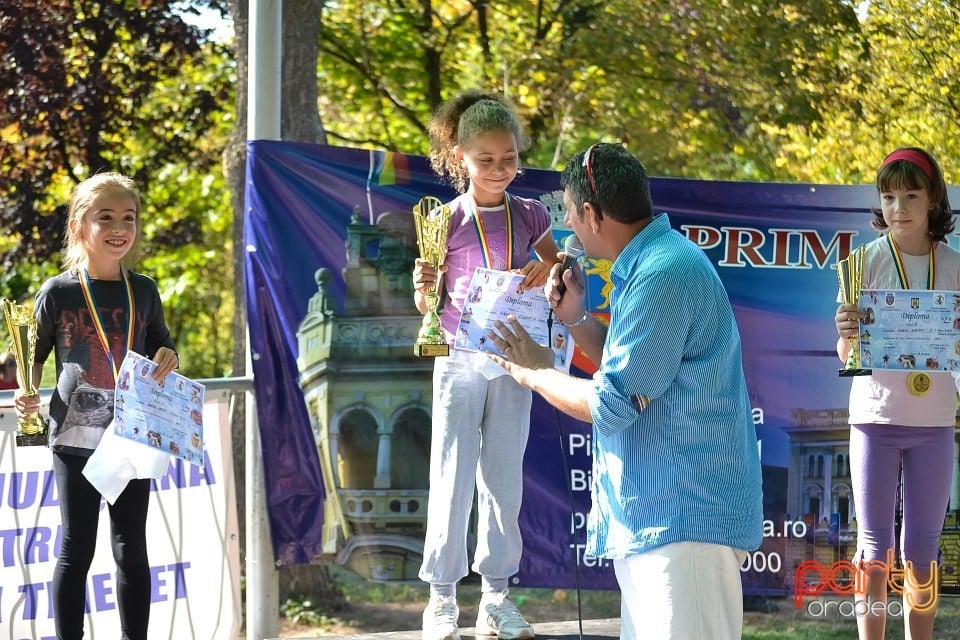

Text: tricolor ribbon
xmin=79 ymin=268 xmax=135 ymax=381
xmin=885 ymin=235 xmax=935 ymax=290
xmin=472 ymin=194 xmax=514 ymax=270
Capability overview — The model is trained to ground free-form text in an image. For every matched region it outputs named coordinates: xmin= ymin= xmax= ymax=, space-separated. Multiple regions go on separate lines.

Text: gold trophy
xmin=2 ymin=299 xmax=48 ymax=446
xmin=836 ymin=245 xmax=871 ymax=377
xmin=413 ymin=196 xmax=451 ymax=357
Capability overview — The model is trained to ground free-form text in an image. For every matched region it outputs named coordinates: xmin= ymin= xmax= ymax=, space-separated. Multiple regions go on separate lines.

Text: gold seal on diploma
xmin=836 ymin=245 xmax=872 ymax=377
xmin=413 ymin=196 xmax=452 ymax=357
xmin=907 ymin=371 xmax=932 ymax=397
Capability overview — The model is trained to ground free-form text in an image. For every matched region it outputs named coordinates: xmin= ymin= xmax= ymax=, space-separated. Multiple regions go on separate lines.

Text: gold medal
xmin=907 ymin=371 xmax=932 ymax=397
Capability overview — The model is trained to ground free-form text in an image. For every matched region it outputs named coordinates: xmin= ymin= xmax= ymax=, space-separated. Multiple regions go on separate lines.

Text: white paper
xmin=113 ymin=350 xmax=206 ymax=467
xmin=82 ymin=421 xmax=171 ymax=504
xmin=82 ymin=351 xmax=206 ymax=504
xmin=858 ymin=289 xmax=960 ymax=371
xmin=453 ymin=267 xmax=574 ymax=372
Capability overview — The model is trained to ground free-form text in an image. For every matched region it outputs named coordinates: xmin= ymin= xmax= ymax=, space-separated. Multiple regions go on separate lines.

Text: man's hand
xmin=545 ymin=254 xmax=586 ymax=326
xmin=486 ymin=316 xmax=555 ymax=387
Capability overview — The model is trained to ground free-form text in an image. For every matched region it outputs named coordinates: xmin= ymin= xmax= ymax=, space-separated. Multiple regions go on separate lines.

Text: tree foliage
xmin=763 ymin=0 xmax=960 ymax=185
xmin=4 ymin=1 xmax=959 ymax=374
xmin=0 ymin=0 xmax=234 ymax=377
xmin=315 ymin=0 xmax=866 ymax=178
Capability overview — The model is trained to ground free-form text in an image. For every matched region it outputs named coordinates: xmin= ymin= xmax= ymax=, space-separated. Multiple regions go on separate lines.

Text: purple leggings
xmin=850 ymin=423 xmax=954 ymax=566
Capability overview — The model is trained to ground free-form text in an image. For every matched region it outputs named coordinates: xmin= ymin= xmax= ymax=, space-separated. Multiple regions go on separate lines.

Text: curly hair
xmin=870 ymin=147 xmax=954 ymax=242
xmin=427 ymin=89 xmax=529 ymax=193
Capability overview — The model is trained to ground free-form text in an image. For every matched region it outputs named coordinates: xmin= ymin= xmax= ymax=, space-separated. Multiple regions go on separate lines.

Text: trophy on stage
xmin=413 ymin=196 xmax=451 ymax=357
xmin=836 ymin=245 xmax=871 ymax=377
xmin=2 ymin=299 xmax=48 ymax=446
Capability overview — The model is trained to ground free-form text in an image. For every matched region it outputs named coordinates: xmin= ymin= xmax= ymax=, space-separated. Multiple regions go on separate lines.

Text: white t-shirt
xmin=846 ymin=236 xmax=960 ymax=427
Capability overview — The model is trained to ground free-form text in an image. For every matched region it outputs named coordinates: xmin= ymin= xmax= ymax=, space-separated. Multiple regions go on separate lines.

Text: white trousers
xmin=615 ymin=541 xmax=746 ymax=640
xmin=418 ymin=352 xmax=533 ymax=586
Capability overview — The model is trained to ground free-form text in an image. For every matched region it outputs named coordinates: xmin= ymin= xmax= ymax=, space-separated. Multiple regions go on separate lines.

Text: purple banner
xmin=244 ymin=140 xmax=960 ymax=595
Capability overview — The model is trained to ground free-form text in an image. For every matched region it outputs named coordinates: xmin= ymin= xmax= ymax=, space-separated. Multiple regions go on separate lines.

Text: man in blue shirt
xmin=488 ymin=143 xmax=763 ymax=640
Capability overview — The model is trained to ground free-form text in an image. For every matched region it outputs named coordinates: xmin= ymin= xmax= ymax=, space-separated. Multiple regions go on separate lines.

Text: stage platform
xmin=266 ymin=617 xmax=620 ymax=640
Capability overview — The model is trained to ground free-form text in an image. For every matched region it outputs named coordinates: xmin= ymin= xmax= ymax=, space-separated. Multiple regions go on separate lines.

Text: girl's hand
xmin=13 ymin=389 xmax=40 ymax=419
xmin=835 ymin=303 xmax=861 ymax=339
xmin=151 ymin=347 xmax=179 ymax=384
xmin=413 ymin=258 xmax=444 ymax=296
xmin=516 ymin=260 xmax=550 ymax=292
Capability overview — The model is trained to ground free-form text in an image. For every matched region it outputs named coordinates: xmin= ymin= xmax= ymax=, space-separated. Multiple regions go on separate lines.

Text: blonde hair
xmin=62 ymin=173 xmax=142 ymax=271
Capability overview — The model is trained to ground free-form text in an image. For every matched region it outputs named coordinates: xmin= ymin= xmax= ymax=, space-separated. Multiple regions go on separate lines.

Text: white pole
xmin=245 ymin=388 xmax=276 ymax=640
xmin=247 ymin=1 xmax=282 ymax=639
xmin=249 ymin=0 xmax=282 ymax=140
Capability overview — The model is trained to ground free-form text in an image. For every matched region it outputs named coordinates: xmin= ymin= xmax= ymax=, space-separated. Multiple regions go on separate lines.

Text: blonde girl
xmin=16 ymin=172 xmax=178 ymax=640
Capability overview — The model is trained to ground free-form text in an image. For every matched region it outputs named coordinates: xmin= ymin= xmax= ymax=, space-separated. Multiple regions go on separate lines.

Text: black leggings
xmin=52 ymin=452 xmax=151 ymax=640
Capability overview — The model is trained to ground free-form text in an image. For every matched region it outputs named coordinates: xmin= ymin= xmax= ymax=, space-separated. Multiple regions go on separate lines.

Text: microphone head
xmin=562 ymin=234 xmax=584 ymax=259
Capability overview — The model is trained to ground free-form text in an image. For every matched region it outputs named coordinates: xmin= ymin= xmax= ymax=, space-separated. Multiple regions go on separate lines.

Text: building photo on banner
xmin=243 ymin=141 xmax=960 ymax=598
xmin=0 ymin=385 xmax=241 ymax=640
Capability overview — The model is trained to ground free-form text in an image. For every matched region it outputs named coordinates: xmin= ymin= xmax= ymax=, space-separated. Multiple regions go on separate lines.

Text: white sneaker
xmin=422 ymin=595 xmax=460 ymax=640
xmin=475 ymin=591 xmax=535 ymax=639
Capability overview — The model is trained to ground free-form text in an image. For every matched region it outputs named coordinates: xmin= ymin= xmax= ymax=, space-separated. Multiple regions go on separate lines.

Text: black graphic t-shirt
xmin=34 ymin=269 xmax=176 ymax=456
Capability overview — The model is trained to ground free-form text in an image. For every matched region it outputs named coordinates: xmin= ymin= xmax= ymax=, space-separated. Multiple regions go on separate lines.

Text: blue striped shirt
xmin=585 ymin=213 xmax=763 ymax=558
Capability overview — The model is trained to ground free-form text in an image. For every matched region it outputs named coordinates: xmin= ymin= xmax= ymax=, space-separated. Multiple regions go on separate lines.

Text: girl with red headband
xmin=835 ymin=147 xmax=956 ymax=640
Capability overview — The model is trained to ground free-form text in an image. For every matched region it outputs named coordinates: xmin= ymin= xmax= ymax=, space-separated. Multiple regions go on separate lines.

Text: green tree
xmin=760 ymin=0 xmax=960 ymax=186
xmin=0 ymin=0 xmax=234 ymax=377
xmin=312 ymin=0 xmax=863 ymax=176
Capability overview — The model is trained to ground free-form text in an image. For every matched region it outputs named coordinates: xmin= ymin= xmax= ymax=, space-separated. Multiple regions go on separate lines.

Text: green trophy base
xmin=16 ymin=431 xmax=48 ymax=447
xmin=838 ymin=368 xmax=872 ymax=377
xmin=415 ymin=342 xmax=450 ymax=358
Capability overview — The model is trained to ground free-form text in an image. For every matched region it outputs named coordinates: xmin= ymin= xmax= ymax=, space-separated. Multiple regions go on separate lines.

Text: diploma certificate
xmin=454 ymin=267 xmax=574 ymax=372
xmin=113 ymin=351 xmax=205 ymax=467
xmin=859 ymin=289 xmax=960 ymax=371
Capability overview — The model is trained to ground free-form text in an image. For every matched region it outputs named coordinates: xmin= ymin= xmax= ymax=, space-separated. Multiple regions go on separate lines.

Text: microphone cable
xmin=546 ymin=309 xmax=585 ymax=640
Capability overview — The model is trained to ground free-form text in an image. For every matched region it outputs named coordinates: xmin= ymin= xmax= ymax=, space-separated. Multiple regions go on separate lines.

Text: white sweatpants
xmin=615 ymin=541 xmax=746 ymax=640
xmin=418 ymin=351 xmax=533 ymax=586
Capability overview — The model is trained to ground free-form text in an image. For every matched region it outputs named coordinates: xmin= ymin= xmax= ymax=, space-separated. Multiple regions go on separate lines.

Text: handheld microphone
xmin=556 ymin=234 xmax=584 ymax=296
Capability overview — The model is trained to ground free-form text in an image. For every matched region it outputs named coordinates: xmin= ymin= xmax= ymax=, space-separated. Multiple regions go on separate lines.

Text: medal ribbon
xmin=885 ymin=235 xmax=935 ymax=290
xmin=79 ymin=268 xmax=135 ymax=381
xmin=472 ymin=194 xmax=514 ymax=270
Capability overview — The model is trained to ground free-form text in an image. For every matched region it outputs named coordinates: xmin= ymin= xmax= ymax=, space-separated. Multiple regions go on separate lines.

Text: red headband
xmin=881 ymin=149 xmax=934 ymax=182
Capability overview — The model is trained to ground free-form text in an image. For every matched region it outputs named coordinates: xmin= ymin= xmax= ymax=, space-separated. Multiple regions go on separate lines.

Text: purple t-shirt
xmin=440 ymin=193 xmax=551 ymax=342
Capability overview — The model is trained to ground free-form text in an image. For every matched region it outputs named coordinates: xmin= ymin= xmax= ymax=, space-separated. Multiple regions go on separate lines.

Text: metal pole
xmin=249 ymin=0 xmax=282 ymax=141
xmin=245 ymin=385 xmax=277 ymax=640
xmin=247 ymin=1 xmax=282 ymax=639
